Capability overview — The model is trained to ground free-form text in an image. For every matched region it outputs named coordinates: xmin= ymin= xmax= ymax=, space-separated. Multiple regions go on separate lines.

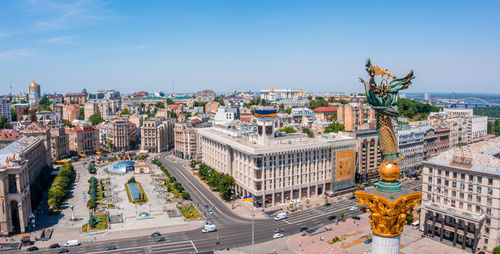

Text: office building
xmin=140 ymin=118 xmax=175 ymax=153
xmin=397 ymin=128 xmax=424 ymax=172
xmin=345 ymin=129 xmax=381 ymax=183
xmin=174 ymin=123 xmax=198 ymax=160
xmin=67 ymin=124 xmax=100 ymax=155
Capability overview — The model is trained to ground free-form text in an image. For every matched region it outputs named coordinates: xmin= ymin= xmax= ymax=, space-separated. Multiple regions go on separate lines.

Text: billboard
xmin=336 ymin=149 xmax=354 ymax=182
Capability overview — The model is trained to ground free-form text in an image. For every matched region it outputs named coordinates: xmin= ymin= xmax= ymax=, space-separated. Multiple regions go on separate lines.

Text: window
xmin=459 ymin=202 xmax=463 ymax=208
xmin=427 ymin=185 xmax=432 ymax=191
xmin=438 ymin=169 xmax=442 ymax=175
xmin=437 ymin=196 xmax=441 ymax=202
xmin=437 ymin=178 xmax=441 ymax=184
xmin=485 ymin=227 xmax=489 ymax=234
xmin=487 ymin=198 xmax=492 ymax=205
xmin=445 ymin=180 xmax=449 ymax=186
xmin=453 ymin=172 xmax=457 ymax=178
xmin=486 ymin=218 xmax=491 ymax=225
xmin=460 ymin=193 xmax=464 ymax=199
xmin=452 ymin=182 xmax=457 ymax=188
xmin=488 ymin=178 xmax=493 ymax=185
xmin=468 ymin=194 xmax=473 ymax=201
xmin=451 ymin=200 xmax=456 ymax=207
xmin=477 ymin=176 xmax=482 ymax=183
xmin=428 ymin=176 xmax=433 ymax=182
xmin=469 ymin=184 xmax=473 ymax=191
xmin=487 ymin=208 xmax=492 ymax=215
xmin=452 ymin=191 xmax=456 ymax=197
xmin=476 ymin=206 xmax=481 ymax=213
xmin=477 ymin=186 xmax=482 ymax=193
xmin=476 ymin=196 xmax=481 ymax=203
xmin=461 ymin=173 xmax=465 ymax=180
xmin=460 ymin=182 xmax=465 ymax=190
xmin=427 ymin=193 xmax=431 ymax=200
xmin=467 ymin=204 xmax=472 ymax=211
xmin=488 ymin=187 xmax=493 ymax=195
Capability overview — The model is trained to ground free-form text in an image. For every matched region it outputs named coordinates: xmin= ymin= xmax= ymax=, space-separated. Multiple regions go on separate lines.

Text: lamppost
xmin=70 ymin=205 xmax=76 ymax=221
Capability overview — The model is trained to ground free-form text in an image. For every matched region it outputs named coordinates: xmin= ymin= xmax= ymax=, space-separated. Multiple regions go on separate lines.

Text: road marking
xmin=190 ymin=240 xmax=198 ymax=252
xmin=84 ymin=240 xmax=194 ymax=254
xmin=284 ymin=206 xmax=354 ymax=224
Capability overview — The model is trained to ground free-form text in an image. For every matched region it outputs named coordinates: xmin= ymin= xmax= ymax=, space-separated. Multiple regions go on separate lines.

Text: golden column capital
xmin=355 ymin=191 xmax=422 ymax=237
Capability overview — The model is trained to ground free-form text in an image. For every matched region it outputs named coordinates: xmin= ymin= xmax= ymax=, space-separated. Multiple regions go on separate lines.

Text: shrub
xmin=87 ymin=199 xmax=97 ymax=209
xmin=182 ymin=192 xmax=191 ymax=200
xmin=127 ymin=177 xmax=136 ymax=183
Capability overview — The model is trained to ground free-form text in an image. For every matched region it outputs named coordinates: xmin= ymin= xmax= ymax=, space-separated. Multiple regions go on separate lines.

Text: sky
xmin=1 ymin=0 xmax=499 ymax=95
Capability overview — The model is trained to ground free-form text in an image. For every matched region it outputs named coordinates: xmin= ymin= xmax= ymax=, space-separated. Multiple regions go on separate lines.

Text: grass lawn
xmin=179 ymin=204 xmax=202 ymax=220
xmin=161 ymin=179 xmax=183 ymax=199
xmin=81 ymin=215 xmax=109 ymax=232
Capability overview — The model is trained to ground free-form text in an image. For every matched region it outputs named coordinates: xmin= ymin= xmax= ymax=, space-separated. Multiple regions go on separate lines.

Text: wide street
xmin=23 ymin=153 xmax=422 ymax=254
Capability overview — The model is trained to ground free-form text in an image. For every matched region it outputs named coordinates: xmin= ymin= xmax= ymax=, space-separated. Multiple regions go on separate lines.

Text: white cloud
xmin=42 ymin=36 xmax=75 ymax=44
xmin=0 ymin=48 xmax=36 ymax=59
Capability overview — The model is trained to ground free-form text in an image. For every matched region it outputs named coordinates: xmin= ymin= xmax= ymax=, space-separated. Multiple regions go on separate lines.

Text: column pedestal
xmin=372 ymin=234 xmax=400 ymax=254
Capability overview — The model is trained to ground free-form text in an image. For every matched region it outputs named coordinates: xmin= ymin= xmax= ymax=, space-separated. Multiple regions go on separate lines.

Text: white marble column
xmin=372 ymin=234 xmax=400 ymax=254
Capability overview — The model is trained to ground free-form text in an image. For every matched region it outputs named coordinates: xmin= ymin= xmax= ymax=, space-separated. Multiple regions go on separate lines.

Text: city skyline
xmin=1 ymin=0 xmax=499 ymax=95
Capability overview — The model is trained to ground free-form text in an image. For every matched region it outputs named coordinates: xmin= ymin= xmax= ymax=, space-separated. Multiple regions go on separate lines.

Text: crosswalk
xmin=149 ymin=240 xmax=198 ymax=254
xmin=283 ymin=199 xmax=358 ymax=224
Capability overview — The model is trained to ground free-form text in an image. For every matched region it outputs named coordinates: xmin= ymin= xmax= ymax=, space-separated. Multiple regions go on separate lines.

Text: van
xmin=274 ymin=212 xmax=287 ymax=221
xmin=411 ymin=220 xmax=420 ymax=229
xmin=64 ymin=240 xmax=80 ymax=247
xmin=202 ymin=223 xmax=217 ymax=233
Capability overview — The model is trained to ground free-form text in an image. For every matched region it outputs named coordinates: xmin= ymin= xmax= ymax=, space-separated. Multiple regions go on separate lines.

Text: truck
xmin=274 ymin=212 xmax=287 ymax=221
xmin=64 ymin=240 xmax=80 ymax=247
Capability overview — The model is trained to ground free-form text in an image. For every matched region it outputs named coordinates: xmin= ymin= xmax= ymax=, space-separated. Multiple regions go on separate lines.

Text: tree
xmin=493 ymin=246 xmax=500 ymax=254
xmin=89 ymin=114 xmax=105 ymax=125
xmin=182 ymin=192 xmax=191 ymax=200
xmin=87 ymin=199 xmax=96 ymax=209
xmin=190 ymin=160 xmax=197 ymax=169
xmin=169 ymin=111 xmax=177 ymax=119
xmin=121 ymin=109 xmax=132 ymax=115
xmin=278 ymin=126 xmax=296 ymax=134
xmin=11 ymin=108 xmax=17 ymax=121
xmin=38 ymin=96 xmax=52 ymax=111
xmin=78 ymin=108 xmax=85 ymax=120
xmin=324 ymin=122 xmax=344 ymax=133
xmin=155 ymin=102 xmax=165 ymax=109
xmin=166 ymin=98 xmax=175 ymax=105
xmin=62 ymin=119 xmax=73 ymax=127
xmin=309 ymin=98 xmax=329 ymax=110
xmin=405 ymin=213 xmax=414 ymax=224
xmin=218 ymin=174 xmax=235 ymax=201
xmin=88 ymin=164 xmax=96 ymax=174
xmin=302 ymin=128 xmax=314 ymax=138
xmin=0 ymin=115 xmax=12 ymax=129
xmin=89 ymin=214 xmax=96 ymax=228
xmin=285 ymin=108 xmax=292 ymax=114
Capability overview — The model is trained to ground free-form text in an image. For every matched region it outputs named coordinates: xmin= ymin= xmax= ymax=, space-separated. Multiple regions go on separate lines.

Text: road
xmin=24 ymin=154 xmax=422 ymax=254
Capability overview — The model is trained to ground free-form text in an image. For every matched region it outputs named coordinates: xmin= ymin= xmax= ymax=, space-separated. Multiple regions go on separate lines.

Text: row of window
xmin=429 ymin=168 xmax=494 ymax=185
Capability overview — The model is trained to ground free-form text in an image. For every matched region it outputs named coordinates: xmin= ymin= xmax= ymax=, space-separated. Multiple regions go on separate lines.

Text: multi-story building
xmin=50 ymin=126 xmax=69 ymax=160
xmin=345 ymin=129 xmax=381 ymax=183
xmin=313 ymin=106 xmax=337 ymax=121
xmin=67 ymin=124 xmax=99 ymax=155
xmin=174 ymin=123 xmax=198 ymax=160
xmin=198 ymin=110 xmax=356 ymax=207
xmin=65 ymin=93 xmax=87 ymax=105
xmin=419 ymin=125 xmax=438 ymax=161
xmin=97 ymin=118 xmax=131 ymax=152
xmin=260 ymin=87 xmax=305 ymax=101
xmin=62 ymin=105 xmax=80 ymax=122
xmin=194 ymin=89 xmax=216 ymax=102
xmin=213 ymin=106 xmax=239 ymax=125
xmin=291 ymin=108 xmax=314 ymax=119
xmin=20 ymin=122 xmax=52 ymax=165
xmin=436 ymin=126 xmax=451 ymax=153
xmin=471 ymin=116 xmax=488 ymax=139
xmin=429 ymin=112 xmax=470 ymax=147
xmin=205 ymin=102 xmax=220 ymax=114
xmin=337 ymin=103 xmax=376 ymax=131
xmin=140 ymin=118 xmax=175 ymax=153
xmin=95 ymin=90 xmax=120 ymax=100
xmin=0 ymin=96 xmax=11 ymax=121
xmin=84 ymin=101 xmax=99 ymax=119
xmin=397 ymin=128 xmax=424 ymax=172
xmin=443 ymin=108 xmax=473 ymax=145
xmin=0 ymin=136 xmax=50 ymax=235
xmin=28 ymin=79 xmax=41 ymax=105
xmin=0 ymin=130 xmax=21 ymax=149
xmin=420 ymin=137 xmax=500 ymax=253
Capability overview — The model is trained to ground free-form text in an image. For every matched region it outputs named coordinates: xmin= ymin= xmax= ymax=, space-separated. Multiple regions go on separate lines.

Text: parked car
xmin=202 ymin=223 xmax=217 ymax=233
xmin=298 ymin=226 xmax=308 ymax=232
xmin=349 ymin=206 xmax=357 ymax=211
xmin=274 ymin=212 xmax=287 ymax=221
xmin=155 ymin=237 xmax=166 ymax=242
xmin=364 ymin=238 xmax=372 ymax=244
xmin=208 ymin=208 xmax=214 ymax=215
xmin=273 ymin=233 xmax=284 ymax=239
xmin=323 ymin=203 xmax=331 ymax=207
xmin=327 ymin=215 xmax=337 ymax=220
xmin=57 ymin=248 xmax=69 ymax=253
xmin=49 ymin=243 xmax=60 ymax=248
xmin=105 ymin=245 xmax=117 ymax=250
xmin=352 ymin=216 xmax=361 ymax=220
xmin=151 ymin=232 xmax=161 ymax=237
xmin=274 ymin=228 xmax=284 ymax=233
xmin=26 ymin=246 xmax=39 ymax=252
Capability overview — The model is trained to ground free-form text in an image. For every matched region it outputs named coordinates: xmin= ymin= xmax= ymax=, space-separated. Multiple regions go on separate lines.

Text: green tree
xmin=190 ymin=160 xmax=197 ymax=168
xmin=285 ymin=108 xmax=292 ymax=114
xmin=78 ymin=108 xmax=85 ymax=120
xmin=278 ymin=126 xmax=296 ymax=133
xmin=0 ymin=115 xmax=12 ymax=129
xmin=324 ymin=121 xmax=344 ymax=133
xmin=218 ymin=175 xmax=235 ymax=201
xmin=11 ymin=108 xmax=17 ymax=121
xmin=169 ymin=111 xmax=177 ymax=119
xmin=89 ymin=214 xmax=96 ymax=228
xmin=38 ymin=96 xmax=52 ymax=111
xmin=87 ymin=199 xmax=97 ymax=209
xmin=493 ymin=246 xmax=500 ymax=254
xmin=166 ymin=98 xmax=175 ymax=105
xmin=340 ymin=211 xmax=345 ymax=219
xmin=182 ymin=192 xmax=191 ymax=200
xmin=89 ymin=114 xmax=105 ymax=125
xmin=309 ymin=98 xmax=329 ymax=110
xmin=302 ymin=127 xmax=314 ymax=138
xmin=155 ymin=102 xmax=165 ymax=109
xmin=121 ymin=109 xmax=132 ymax=115
xmin=62 ymin=119 xmax=73 ymax=127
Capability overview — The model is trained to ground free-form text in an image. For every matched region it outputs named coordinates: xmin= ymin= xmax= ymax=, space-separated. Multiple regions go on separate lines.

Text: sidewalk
xmin=168 ymin=155 xmax=356 ymax=220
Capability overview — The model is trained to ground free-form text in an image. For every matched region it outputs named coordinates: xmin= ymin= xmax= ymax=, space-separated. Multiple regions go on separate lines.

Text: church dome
xmin=29 ymin=79 xmax=37 ymax=89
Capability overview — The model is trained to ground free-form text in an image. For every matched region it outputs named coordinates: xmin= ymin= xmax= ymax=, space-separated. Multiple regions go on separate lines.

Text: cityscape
xmin=1 ymin=1 xmax=499 ymax=254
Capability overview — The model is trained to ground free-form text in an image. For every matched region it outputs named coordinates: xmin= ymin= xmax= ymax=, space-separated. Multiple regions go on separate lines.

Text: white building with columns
xmin=198 ymin=109 xmax=355 ymax=208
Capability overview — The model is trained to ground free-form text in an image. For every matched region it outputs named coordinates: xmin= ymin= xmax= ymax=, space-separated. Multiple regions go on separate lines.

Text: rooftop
xmin=313 ymin=106 xmax=338 ymax=113
xmin=0 ymin=136 xmax=42 ymax=168
xmin=426 ymin=136 xmax=500 ymax=175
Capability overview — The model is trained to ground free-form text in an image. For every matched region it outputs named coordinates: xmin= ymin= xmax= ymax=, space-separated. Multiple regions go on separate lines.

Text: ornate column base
xmin=372 ymin=234 xmax=400 ymax=254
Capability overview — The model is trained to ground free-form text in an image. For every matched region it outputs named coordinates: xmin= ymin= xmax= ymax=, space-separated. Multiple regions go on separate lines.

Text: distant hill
xmin=474 ymin=106 xmax=500 ymax=118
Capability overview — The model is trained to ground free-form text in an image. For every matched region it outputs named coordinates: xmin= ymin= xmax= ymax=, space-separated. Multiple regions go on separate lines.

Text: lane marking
xmin=190 ymin=240 xmax=198 ymax=252
xmin=84 ymin=240 xmax=194 ymax=254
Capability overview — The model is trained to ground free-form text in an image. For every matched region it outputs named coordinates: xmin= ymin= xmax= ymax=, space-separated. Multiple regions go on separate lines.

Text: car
xmin=298 ymin=226 xmax=308 ymax=232
xmin=327 ymin=215 xmax=337 ymax=220
xmin=57 ymin=248 xmax=69 ymax=253
xmin=151 ymin=232 xmax=161 ymax=237
xmin=349 ymin=206 xmax=357 ymax=211
xmin=204 ymin=204 xmax=209 ymax=210
xmin=274 ymin=228 xmax=284 ymax=233
xmin=105 ymin=245 xmax=117 ymax=250
xmin=27 ymin=246 xmax=39 ymax=252
xmin=208 ymin=208 xmax=214 ymax=215
xmin=155 ymin=237 xmax=166 ymax=242
xmin=352 ymin=216 xmax=361 ymax=220
xmin=323 ymin=203 xmax=331 ymax=207
xmin=364 ymin=238 xmax=372 ymax=244
xmin=273 ymin=233 xmax=284 ymax=239
xmin=49 ymin=243 xmax=60 ymax=248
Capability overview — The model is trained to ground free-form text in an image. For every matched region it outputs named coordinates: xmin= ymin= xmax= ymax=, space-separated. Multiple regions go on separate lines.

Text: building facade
xmin=472 ymin=116 xmax=488 ymax=139
xmin=420 ymin=137 xmax=500 ymax=253
xmin=50 ymin=127 xmax=69 ymax=160
xmin=337 ymin=103 xmax=376 ymax=131
xmin=345 ymin=129 xmax=381 ymax=183
xmin=194 ymin=89 xmax=216 ymax=102
xmin=397 ymin=128 xmax=424 ymax=172
xmin=98 ymin=118 xmax=131 ymax=152
xmin=67 ymin=124 xmax=99 ymax=155
xmin=65 ymin=93 xmax=87 ymax=105
xmin=174 ymin=123 xmax=199 ymax=160
xmin=0 ymin=97 xmax=11 ymax=122
xmin=140 ymin=118 xmax=175 ymax=153
xmin=198 ymin=115 xmax=356 ymax=207
xmin=313 ymin=106 xmax=337 ymax=121
xmin=28 ymin=80 xmax=41 ymax=105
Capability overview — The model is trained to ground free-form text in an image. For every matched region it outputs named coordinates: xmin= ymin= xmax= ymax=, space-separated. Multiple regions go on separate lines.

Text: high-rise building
xmin=420 ymin=137 xmax=500 ymax=253
xmin=194 ymin=89 xmax=216 ymax=102
xmin=0 ymin=96 xmax=11 ymax=121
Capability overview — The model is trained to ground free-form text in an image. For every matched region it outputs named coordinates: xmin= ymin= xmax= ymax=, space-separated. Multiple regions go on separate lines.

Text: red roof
xmin=313 ymin=106 xmax=337 ymax=113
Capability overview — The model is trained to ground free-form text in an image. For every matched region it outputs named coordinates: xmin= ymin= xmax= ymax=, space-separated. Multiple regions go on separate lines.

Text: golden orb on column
xmin=378 ymin=161 xmax=401 ymax=182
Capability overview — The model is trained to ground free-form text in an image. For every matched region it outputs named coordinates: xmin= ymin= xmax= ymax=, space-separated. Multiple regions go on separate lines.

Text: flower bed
xmin=178 ymin=204 xmax=202 ymax=220
xmin=125 ymin=180 xmax=148 ymax=204
xmin=81 ymin=214 xmax=109 ymax=232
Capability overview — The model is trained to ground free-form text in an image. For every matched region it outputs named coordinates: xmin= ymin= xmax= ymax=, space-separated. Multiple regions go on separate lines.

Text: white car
xmin=349 ymin=206 xmax=357 ymax=211
xmin=273 ymin=233 xmax=284 ymax=239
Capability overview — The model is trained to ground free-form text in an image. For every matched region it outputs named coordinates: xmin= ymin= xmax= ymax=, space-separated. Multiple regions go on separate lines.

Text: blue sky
xmin=1 ymin=0 xmax=499 ymax=95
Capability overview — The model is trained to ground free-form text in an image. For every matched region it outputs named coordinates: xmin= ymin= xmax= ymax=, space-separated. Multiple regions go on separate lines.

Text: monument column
xmin=355 ymin=58 xmax=422 ymax=254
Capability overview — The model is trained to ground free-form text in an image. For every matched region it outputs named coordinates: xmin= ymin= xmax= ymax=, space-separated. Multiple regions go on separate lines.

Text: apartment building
xmin=198 ymin=111 xmax=356 ymax=207
xmin=436 ymin=126 xmax=451 ymax=153
xmin=345 ymin=128 xmax=381 ymax=183
xmin=397 ymin=128 xmax=424 ymax=172
xmin=98 ymin=118 xmax=131 ymax=152
xmin=65 ymin=93 xmax=87 ymax=105
xmin=419 ymin=125 xmax=438 ymax=161
xmin=174 ymin=123 xmax=198 ymax=160
xmin=20 ymin=122 xmax=52 ymax=165
xmin=140 ymin=118 xmax=175 ymax=153
xmin=313 ymin=106 xmax=337 ymax=121
xmin=337 ymin=103 xmax=376 ymax=131
xmin=50 ymin=126 xmax=69 ymax=160
xmin=472 ymin=116 xmax=488 ymax=139
xmin=0 ymin=96 xmax=11 ymax=121
xmin=67 ymin=124 xmax=100 ymax=155
xmin=62 ymin=105 xmax=80 ymax=122
xmin=420 ymin=137 xmax=500 ymax=253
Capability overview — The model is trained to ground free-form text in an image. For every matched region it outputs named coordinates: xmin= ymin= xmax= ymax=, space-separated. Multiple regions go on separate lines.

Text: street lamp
xmin=70 ymin=205 xmax=76 ymax=221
